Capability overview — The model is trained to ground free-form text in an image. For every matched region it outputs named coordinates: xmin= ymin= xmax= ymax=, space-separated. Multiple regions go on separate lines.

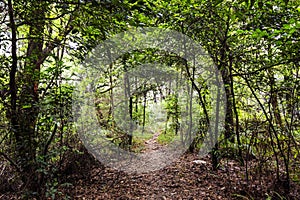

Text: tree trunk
xmin=8 ymin=0 xmax=47 ymax=194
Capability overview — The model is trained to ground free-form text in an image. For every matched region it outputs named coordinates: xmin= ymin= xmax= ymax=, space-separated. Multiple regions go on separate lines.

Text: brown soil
xmin=54 ymin=152 xmax=299 ymax=200
xmin=1 ymin=134 xmax=299 ymax=199
xmin=143 ymin=131 xmax=162 ymax=152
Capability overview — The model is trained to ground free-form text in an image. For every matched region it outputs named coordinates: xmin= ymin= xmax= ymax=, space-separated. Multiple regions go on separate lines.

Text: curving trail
xmin=143 ymin=131 xmax=163 ymax=152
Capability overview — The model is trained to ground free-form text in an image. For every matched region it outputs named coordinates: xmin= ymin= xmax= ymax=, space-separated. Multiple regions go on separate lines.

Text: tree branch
xmin=0 ymin=151 xmax=21 ymax=173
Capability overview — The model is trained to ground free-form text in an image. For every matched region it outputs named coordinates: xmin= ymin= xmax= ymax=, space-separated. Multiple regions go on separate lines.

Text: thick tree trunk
xmin=219 ymin=65 xmax=235 ymax=143
xmin=8 ymin=0 xmax=46 ymax=194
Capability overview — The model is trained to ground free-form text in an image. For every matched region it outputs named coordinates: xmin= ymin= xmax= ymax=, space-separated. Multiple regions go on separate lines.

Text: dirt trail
xmin=143 ymin=131 xmax=163 ymax=152
xmin=52 ymin=151 xmax=300 ymax=200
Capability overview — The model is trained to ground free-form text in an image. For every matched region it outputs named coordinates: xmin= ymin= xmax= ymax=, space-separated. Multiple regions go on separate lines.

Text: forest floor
xmin=1 ymin=132 xmax=300 ymax=199
xmin=57 ymin=152 xmax=300 ymax=200
xmin=143 ymin=131 xmax=162 ymax=152
xmin=57 ymin=132 xmax=299 ymax=200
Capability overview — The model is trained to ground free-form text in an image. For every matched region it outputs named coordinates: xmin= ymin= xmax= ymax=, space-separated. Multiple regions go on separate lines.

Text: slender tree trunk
xmin=142 ymin=89 xmax=147 ymax=134
xmin=229 ymin=56 xmax=243 ymax=164
xmin=123 ymin=64 xmax=133 ymax=146
xmin=269 ymin=73 xmax=282 ymax=127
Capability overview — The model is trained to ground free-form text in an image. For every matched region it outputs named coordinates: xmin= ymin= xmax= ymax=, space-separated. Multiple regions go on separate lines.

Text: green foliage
xmin=157 ymin=130 xmax=176 ymax=145
xmin=0 ymin=0 xmax=299 ymax=198
xmin=164 ymin=94 xmax=181 ymax=133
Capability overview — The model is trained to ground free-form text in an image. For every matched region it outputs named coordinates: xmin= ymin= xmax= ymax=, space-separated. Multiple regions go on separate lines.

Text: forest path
xmin=142 ymin=130 xmax=163 ymax=152
xmin=55 ymin=151 xmax=300 ymax=199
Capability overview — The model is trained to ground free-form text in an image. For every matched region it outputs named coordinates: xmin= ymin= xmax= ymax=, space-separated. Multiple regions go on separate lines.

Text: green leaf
xmin=22 ymin=105 xmax=32 ymax=109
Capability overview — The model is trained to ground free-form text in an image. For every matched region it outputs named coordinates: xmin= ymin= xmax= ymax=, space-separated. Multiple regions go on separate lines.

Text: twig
xmin=43 ymin=123 xmax=58 ymax=161
xmin=0 ymin=151 xmax=21 ymax=173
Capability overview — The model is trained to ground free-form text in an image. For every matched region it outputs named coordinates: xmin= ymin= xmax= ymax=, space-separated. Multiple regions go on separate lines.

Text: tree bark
xmin=7 ymin=0 xmax=52 ymax=194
